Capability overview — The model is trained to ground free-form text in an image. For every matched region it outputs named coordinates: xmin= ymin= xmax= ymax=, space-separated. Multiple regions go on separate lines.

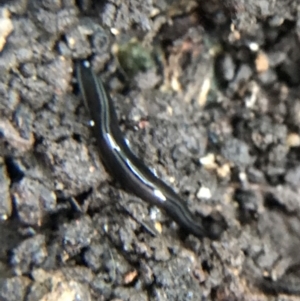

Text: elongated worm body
xmin=76 ymin=61 xmax=224 ymax=239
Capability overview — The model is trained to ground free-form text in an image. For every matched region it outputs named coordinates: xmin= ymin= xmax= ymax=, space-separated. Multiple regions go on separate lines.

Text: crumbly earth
xmin=1 ymin=0 xmax=300 ymax=300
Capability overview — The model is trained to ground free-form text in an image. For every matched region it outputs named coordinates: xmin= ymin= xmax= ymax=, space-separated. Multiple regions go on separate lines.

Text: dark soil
xmin=1 ymin=0 xmax=300 ymax=300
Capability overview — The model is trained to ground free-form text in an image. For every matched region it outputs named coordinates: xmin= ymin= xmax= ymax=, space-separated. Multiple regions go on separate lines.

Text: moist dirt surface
xmin=1 ymin=1 xmax=300 ymax=300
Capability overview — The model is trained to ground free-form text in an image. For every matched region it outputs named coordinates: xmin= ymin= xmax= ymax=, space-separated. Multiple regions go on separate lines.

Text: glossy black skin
xmin=76 ymin=61 xmax=224 ymax=239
